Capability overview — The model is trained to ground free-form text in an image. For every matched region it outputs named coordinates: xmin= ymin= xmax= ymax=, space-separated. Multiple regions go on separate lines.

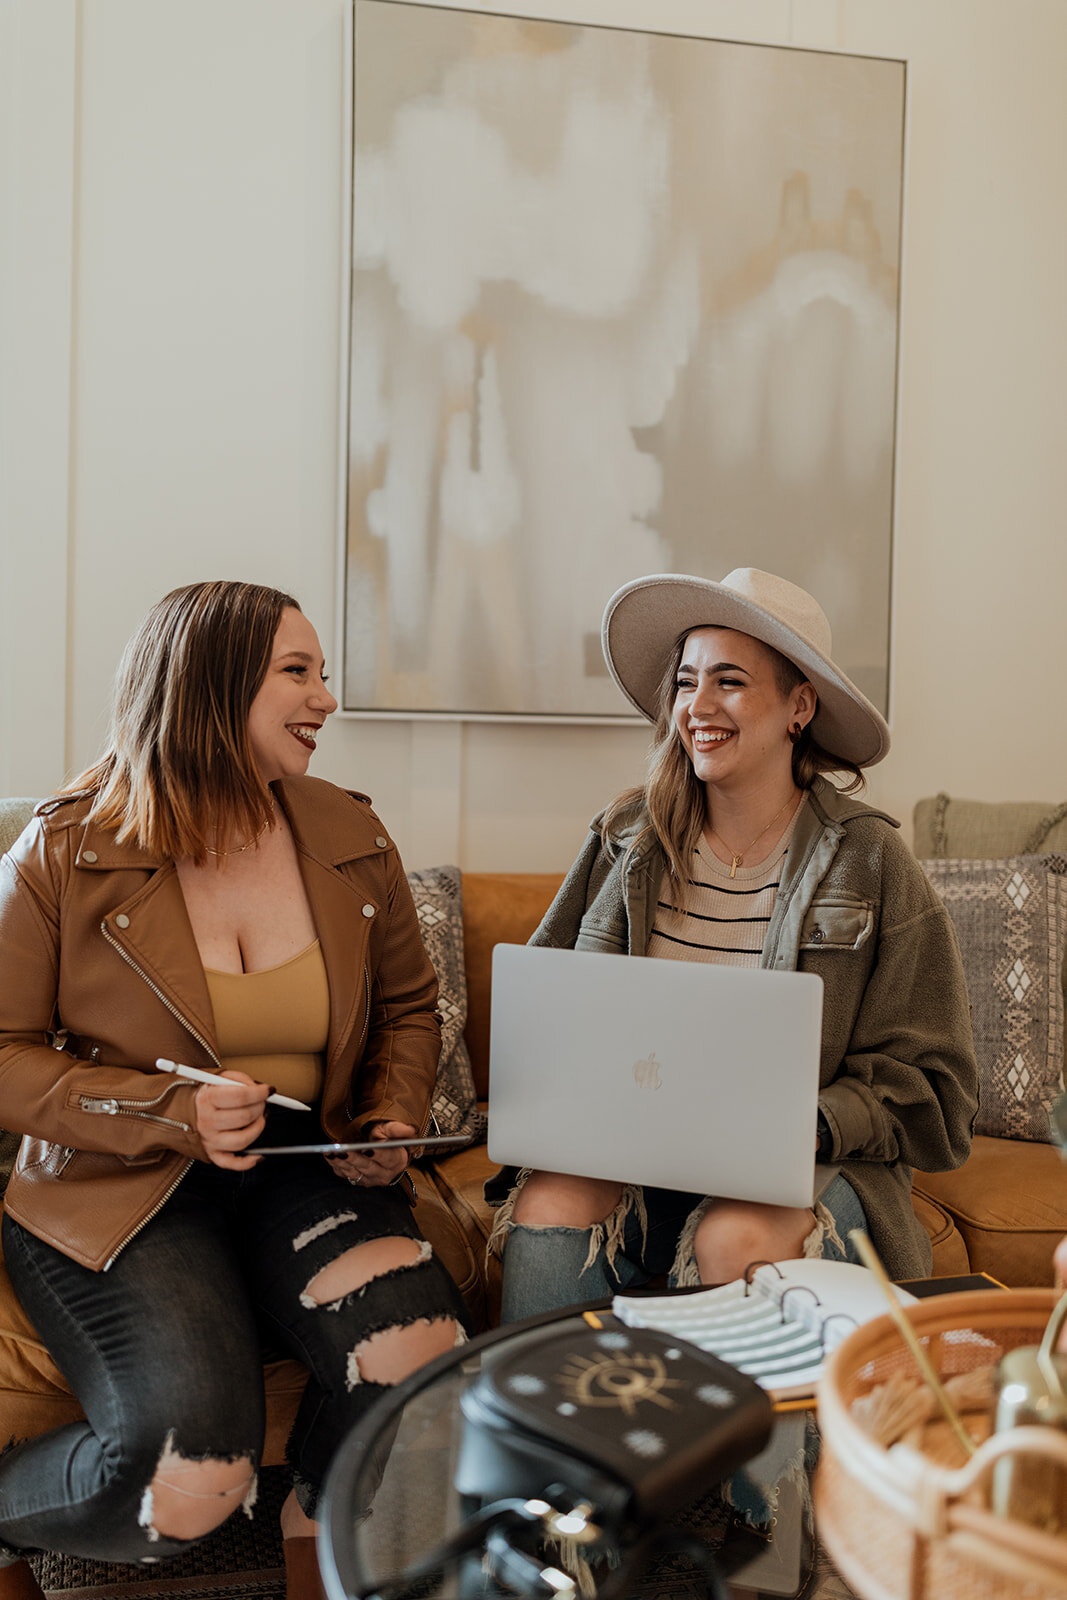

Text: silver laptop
xmin=488 ymin=944 xmax=834 ymax=1209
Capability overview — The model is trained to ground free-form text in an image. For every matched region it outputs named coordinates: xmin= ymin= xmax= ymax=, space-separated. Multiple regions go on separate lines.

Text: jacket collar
xmin=273 ymin=776 xmax=389 ymax=865
xmin=805 ymin=774 xmax=900 ymax=832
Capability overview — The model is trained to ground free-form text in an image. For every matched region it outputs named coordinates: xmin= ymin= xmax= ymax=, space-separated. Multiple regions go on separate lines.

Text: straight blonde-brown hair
xmin=61 ymin=580 xmax=299 ymax=863
xmin=601 ymin=629 xmax=864 ymax=890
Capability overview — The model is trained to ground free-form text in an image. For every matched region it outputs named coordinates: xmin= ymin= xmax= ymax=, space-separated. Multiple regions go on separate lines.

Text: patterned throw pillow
xmin=922 ymin=855 xmax=1067 ymax=1142
xmin=405 ymin=864 xmax=486 ymax=1144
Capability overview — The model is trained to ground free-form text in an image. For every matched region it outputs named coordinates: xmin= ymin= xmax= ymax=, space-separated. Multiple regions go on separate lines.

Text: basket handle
xmin=902 ymin=1423 xmax=1067 ymax=1536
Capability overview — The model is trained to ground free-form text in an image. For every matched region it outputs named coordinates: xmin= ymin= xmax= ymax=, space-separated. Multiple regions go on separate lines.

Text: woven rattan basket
xmin=816 ymin=1288 xmax=1067 ymax=1600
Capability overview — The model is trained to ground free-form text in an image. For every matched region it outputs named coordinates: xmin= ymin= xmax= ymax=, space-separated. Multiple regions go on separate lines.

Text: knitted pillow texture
xmin=922 ymin=855 xmax=1067 ymax=1143
xmin=405 ymin=864 xmax=486 ymax=1143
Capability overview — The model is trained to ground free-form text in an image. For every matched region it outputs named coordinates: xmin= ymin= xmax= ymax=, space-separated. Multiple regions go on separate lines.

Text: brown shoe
xmin=0 ymin=1562 xmax=46 ymax=1600
xmin=283 ymin=1534 xmax=327 ymax=1600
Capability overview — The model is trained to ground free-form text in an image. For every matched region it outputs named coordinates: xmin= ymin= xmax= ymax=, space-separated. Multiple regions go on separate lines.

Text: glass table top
xmin=321 ymin=1310 xmax=822 ymax=1600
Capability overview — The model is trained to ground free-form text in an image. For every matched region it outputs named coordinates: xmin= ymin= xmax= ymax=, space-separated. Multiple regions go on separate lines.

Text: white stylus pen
xmin=156 ymin=1058 xmax=311 ymax=1112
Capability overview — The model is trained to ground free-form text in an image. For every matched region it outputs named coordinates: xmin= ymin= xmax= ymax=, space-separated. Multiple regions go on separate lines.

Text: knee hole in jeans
xmin=510 ymin=1172 xmax=624 ymax=1229
xmin=299 ymin=1235 xmax=430 ymax=1310
xmin=139 ymin=1434 xmax=256 ymax=1543
xmin=346 ymin=1315 xmax=463 ymax=1390
xmin=690 ymin=1200 xmax=814 ymax=1285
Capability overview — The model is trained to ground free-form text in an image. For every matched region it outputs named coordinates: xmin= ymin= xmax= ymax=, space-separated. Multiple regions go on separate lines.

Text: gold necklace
xmin=706 ymin=793 xmax=800 ymax=879
xmin=204 ymin=819 xmax=270 ymax=858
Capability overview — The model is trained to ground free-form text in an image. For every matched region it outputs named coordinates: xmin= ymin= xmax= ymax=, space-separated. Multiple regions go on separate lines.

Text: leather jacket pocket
xmin=18 ymin=1139 xmax=76 ymax=1177
xmin=800 ymin=896 xmax=873 ymax=951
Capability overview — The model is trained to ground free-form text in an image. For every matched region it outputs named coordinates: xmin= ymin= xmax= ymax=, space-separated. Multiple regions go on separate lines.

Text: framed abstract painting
xmin=339 ymin=1 xmax=905 ymax=720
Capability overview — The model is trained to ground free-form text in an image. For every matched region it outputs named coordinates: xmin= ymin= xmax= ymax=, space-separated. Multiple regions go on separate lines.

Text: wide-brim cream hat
xmin=602 ymin=568 xmax=890 ymax=768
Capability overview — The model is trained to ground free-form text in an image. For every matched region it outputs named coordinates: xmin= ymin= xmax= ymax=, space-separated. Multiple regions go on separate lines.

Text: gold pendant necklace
xmin=707 ymin=793 xmax=800 ymax=879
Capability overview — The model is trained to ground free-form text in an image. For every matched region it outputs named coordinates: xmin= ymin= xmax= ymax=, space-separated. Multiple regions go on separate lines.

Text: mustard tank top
xmin=204 ymin=940 xmax=329 ymax=1106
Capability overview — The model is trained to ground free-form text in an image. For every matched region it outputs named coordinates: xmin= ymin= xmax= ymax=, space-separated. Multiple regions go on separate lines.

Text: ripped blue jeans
xmin=498 ymin=1174 xmax=867 ymax=1324
xmin=0 ymin=1151 xmax=468 ymax=1565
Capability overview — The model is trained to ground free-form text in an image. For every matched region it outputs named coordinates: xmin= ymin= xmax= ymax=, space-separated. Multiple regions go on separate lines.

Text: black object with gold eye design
xmin=455 ymin=1318 xmax=772 ymax=1527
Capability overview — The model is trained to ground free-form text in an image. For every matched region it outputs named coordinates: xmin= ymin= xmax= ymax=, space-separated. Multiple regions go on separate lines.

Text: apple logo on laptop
xmin=633 ymin=1051 xmax=661 ymax=1090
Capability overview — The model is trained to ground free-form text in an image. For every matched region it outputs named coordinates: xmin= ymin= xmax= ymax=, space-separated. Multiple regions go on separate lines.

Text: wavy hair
xmin=601 ymin=629 xmax=864 ymax=889
xmin=61 ymin=580 xmax=299 ymax=863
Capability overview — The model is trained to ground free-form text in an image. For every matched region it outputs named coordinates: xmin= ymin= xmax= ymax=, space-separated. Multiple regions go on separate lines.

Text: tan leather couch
xmin=908 ymin=794 xmax=1067 ymax=1288
xmin=1 ymin=803 xmax=1063 ymax=1471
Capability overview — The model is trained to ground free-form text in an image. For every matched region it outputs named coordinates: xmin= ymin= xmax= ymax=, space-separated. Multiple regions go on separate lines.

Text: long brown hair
xmin=601 ymin=629 xmax=864 ymax=887
xmin=61 ymin=580 xmax=299 ymax=862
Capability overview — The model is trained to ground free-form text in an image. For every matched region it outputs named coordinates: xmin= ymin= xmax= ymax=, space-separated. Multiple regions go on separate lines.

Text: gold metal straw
xmin=849 ymin=1228 xmax=976 ymax=1457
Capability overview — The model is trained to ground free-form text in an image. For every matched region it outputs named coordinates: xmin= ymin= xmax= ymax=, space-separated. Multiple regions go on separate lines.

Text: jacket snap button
xmin=115 ymin=913 xmax=130 ymax=929
xmin=82 ymin=850 xmax=98 ymax=864
xmin=375 ymin=836 xmax=388 ymax=848
xmin=810 ymin=927 xmax=824 ymax=943
xmin=362 ymin=904 xmax=375 ymax=918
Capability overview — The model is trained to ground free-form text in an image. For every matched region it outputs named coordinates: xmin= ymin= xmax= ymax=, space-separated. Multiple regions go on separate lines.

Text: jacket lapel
xmin=275 ymin=778 xmax=384 ymax=1072
xmin=94 ymin=858 xmax=220 ymax=1062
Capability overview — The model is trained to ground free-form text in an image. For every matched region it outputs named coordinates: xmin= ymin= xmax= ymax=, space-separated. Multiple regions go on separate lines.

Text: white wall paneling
xmin=3 ymin=0 xmax=1065 ymax=861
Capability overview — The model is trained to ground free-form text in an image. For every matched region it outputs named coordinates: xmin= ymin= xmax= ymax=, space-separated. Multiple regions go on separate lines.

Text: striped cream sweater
xmin=647 ymin=807 xmax=803 ymax=966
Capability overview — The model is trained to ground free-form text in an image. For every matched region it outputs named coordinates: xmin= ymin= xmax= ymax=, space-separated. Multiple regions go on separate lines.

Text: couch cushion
xmin=409 ymin=1165 xmax=486 ymax=1330
xmin=914 ymin=1135 xmax=1067 ymax=1287
xmin=922 ymin=855 xmax=1067 ymax=1142
xmin=910 ymin=1190 xmax=969 ymax=1277
xmin=914 ymin=794 xmax=1067 ymax=860
xmin=461 ymin=873 xmax=563 ymax=1097
xmin=428 ymin=1139 xmax=502 ymax=1328
xmin=0 ymin=799 xmax=37 ymax=859
xmin=405 ymin=864 xmax=485 ymax=1142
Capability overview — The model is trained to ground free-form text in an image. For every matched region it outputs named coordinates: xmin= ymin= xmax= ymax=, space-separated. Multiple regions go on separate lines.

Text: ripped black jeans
xmin=0 ymin=1152 xmax=468 ymax=1565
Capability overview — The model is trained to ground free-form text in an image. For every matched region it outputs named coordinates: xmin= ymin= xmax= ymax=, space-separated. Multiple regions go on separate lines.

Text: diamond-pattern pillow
xmin=922 ymin=855 xmax=1067 ymax=1142
xmin=405 ymin=864 xmax=486 ymax=1144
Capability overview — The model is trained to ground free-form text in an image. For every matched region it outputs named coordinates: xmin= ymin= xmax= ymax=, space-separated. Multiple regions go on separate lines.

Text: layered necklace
xmin=705 ymin=792 xmax=802 ymax=879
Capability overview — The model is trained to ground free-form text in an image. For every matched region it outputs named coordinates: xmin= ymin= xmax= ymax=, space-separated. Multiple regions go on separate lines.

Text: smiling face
xmin=246 ymin=607 xmax=338 ymax=783
xmin=671 ymin=627 xmax=815 ymax=796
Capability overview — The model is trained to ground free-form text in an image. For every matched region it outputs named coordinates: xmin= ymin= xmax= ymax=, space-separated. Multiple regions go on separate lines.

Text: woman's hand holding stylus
xmin=194 ymin=1071 xmax=270 ymax=1169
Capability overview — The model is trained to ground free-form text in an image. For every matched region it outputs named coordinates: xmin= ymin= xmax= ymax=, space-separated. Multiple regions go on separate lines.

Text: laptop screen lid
xmin=488 ymin=944 xmax=826 ymax=1209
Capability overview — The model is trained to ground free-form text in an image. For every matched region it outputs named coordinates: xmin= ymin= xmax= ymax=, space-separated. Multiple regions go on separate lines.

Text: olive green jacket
xmin=531 ymin=776 xmax=978 ymax=1279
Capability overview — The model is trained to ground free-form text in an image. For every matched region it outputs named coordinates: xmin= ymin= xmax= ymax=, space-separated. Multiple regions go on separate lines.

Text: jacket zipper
xmin=100 ymin=920 xmax=224 ymax=1070
xmin=98 ymin=918 xmax=224 ymax=1267
xmin=80 ymin=1095 xmax=190 ymax=1133
xmin=358 ymin=963 xmax=370 ymax=1057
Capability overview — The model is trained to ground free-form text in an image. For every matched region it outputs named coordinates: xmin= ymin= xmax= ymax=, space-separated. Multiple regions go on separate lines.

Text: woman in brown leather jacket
xmin=0 ymin=581 xmax=467 ymax=1600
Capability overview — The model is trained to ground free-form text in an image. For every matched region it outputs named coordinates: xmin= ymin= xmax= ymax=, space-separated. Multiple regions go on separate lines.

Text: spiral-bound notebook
xmin=612 ymin=1259 xmax=918 ymax=1403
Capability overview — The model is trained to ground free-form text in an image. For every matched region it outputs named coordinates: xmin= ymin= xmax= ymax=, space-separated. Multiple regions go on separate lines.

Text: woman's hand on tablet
xmin=327 ymin=1121 xmax=417 ymax=1186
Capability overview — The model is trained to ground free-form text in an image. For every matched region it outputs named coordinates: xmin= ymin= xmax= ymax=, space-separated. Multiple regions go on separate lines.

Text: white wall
xmin=3 ymin=0 xmax=1066 ymax=868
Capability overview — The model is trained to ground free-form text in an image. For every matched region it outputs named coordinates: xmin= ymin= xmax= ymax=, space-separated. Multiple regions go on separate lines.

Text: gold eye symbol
xmin=556 ymin=1352 xmax=683 ymax=1416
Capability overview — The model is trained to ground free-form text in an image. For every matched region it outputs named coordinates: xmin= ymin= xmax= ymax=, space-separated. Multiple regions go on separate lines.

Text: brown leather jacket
xmin=0 ymin=776 xmax=440 ymax=1270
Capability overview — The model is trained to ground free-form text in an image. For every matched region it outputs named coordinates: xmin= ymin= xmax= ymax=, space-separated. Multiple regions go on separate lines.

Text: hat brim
xmin=602 ymin=574 xmax=889 ymax=768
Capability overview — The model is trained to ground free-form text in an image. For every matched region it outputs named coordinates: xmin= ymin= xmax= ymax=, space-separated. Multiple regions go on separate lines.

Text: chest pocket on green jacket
xmin=800 ymin=896 xmax=873 ymax=951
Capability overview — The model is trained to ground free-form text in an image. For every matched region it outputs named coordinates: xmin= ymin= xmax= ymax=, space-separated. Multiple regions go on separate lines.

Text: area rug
xmin=28 ymin=1467 xmax=287 ymax=1599
xmin=24 ymin=1464 xmax=859 ymax=1599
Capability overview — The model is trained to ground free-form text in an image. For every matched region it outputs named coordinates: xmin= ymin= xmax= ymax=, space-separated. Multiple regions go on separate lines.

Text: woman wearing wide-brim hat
xmin=490 ymin=568 xmax=979 ymax=1320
